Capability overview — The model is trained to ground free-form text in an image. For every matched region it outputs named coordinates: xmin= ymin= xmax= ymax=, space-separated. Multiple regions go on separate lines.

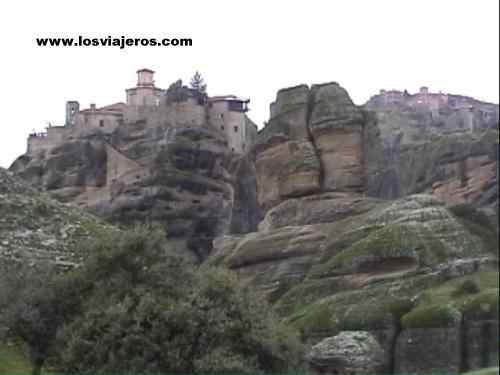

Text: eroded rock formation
xmin=10 ymin=98 xmax=257 ymax=260
xmin=212 ymin=193 xmax=499 ymax=372
xmin=256 ymin=83 xmax=499 ymax=220
xmin=211 ymin=83 xmax=499 ymax=373
xmin=8 ymin=80 xmax=499 ymax=373
xmin=255 ymin=83 xmax=366 ymax=211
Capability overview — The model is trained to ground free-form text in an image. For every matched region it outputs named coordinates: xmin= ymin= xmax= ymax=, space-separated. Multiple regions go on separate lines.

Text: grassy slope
xmin=0 ymin=343 xmax=31 ymax=374
xmin=465 ymin=368 xmax=500 ymax=375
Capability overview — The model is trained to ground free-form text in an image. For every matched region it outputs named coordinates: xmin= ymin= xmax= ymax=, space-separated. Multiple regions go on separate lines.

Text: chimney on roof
xmin=90 ymin=103 xmax=96 ymax=111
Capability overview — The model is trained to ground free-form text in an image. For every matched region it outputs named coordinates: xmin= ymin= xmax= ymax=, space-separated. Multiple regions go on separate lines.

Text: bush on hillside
xmin=50 ymin=226 xmax=303 ymax=373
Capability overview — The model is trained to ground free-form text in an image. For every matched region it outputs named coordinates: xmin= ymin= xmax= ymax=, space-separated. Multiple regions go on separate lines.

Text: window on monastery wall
xmin=234 ymin=126 xmax=238 ymax=132
xmin=99 ymin=120 xmax=104 ymax=127
xmin=228 ymin=101 xmax=244 ymax=112
xmin=221 ymin=125 xmax=224 ymax=130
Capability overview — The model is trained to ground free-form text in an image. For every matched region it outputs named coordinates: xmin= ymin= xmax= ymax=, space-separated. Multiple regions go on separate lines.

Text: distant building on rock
xmin=366 ymin=86 xmax=499 ymax=132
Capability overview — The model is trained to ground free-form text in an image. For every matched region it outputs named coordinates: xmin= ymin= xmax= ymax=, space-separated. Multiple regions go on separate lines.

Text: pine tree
xmin=189 ymin=71 xmax=207 ymax=94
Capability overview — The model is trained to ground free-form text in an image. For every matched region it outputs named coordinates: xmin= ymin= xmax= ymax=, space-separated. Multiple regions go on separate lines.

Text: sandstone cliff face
xmin=212 ymin=194 xmax=499 ymax=373
xmin=7 ymin=80 xmax=499 ymax=373
xmin=256 ymin=83 xmax=365 ymax=212
xmin=255 ymin=85 xmax=320 ymax=210
xmin=309 ymin=83 xmax=365 ymax=192
xmin=363 ymin=102 xmax=499 ymax=219
xmin=255 ymin=83 xmax=498 ymax=222
xmin=212 ymin=82 xmax=499 ymax=373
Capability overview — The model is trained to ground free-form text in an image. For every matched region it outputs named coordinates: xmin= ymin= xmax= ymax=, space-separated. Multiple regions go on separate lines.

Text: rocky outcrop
xmin=212 ymin=194 xmax=499 ymax=372
xmin=255 ymin=85 xmax=321 ymax=211
xmin=213 ymin=193 xmax=498 ymax=292
xmin=364 ymin=123 xmax=498 ymax=219
xmin=363 ymin=93 xmax=499 ymax=218
xmin=308 ymin=83 xmax=365 ymax=192
xmin=255 ymin=83 xmax=366 ymax=211
xmin=255 ymin=83 xmax=499 ymax=222
xmin=306 ymin=331 xmax=385 ymax=374
xmin=258 ymin=192 xmax=380 ymax=231
xmin=8 ymin=80 xmax=499 ymax=373
xmin=10 ymin=104 xmax=258 ymax=260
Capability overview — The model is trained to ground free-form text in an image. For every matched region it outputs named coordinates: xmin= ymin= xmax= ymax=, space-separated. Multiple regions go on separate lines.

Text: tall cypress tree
xmin=189 ymin=71 xmax=207 ymax=94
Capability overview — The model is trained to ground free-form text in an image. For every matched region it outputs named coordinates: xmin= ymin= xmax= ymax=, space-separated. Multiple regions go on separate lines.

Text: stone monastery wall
xmin=26 ymin=69 xmax=255 ymax=156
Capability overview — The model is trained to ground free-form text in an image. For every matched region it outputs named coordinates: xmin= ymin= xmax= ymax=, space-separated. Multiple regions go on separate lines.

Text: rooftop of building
xmin=208 ymin=95 xmax=249 ymax=103
xmin=79 ymin=102 xmax=127 ymax=114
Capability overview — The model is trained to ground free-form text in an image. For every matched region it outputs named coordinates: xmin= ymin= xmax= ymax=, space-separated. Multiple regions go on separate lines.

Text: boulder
xmin=306 ymin=331 xmax=385 ymax=373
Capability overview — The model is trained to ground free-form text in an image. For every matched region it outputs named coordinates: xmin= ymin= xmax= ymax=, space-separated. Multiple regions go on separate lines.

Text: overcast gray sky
xmin=0 ymin=0 xmax=498 ymax=168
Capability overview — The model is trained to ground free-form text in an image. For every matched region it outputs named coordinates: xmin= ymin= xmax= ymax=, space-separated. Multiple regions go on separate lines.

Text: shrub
xmin=0 ymin=262 xmax=82 ymax=375
xmin=2 ymin=226 xmax=303 ymax=374
xmin=53 ymin=226 xmax=303 ymax=373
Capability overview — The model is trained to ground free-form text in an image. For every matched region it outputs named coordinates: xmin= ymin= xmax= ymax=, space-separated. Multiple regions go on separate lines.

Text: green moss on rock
xmin=289 ymin=291 xmax=415 ymax=334
xmin=401 ymin=273 xmax=498 ymax=327
xmin=314 ymin=223 xmax=447 ymax=275
xmin=275 ymin=278 xmax=346 ymax=316
xmin=415 ymin=271 xmax=498 ymax=308
xmin=450 ymin=203 xmax=499 ymax=256
xmin=287 ymin=277 xmax=428 ymax=334
xmin=401 ymin=304 xmax=462 ymax=328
